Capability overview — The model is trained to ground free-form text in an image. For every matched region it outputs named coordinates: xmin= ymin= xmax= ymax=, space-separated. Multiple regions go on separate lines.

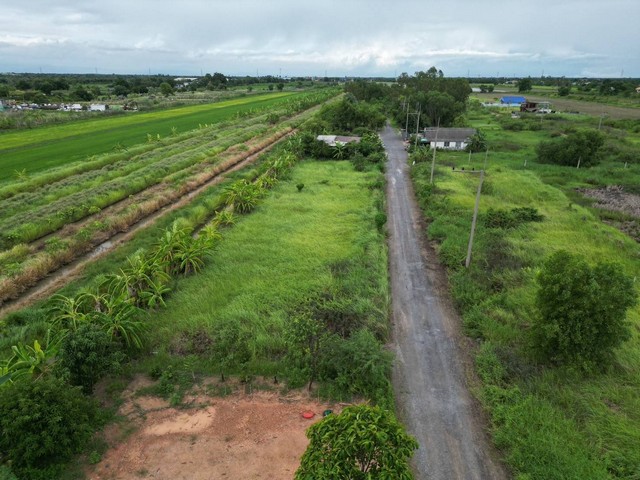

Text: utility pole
xmin=453 ymin=168 xmax=485 ymax=268
xmin=414 ymin=109 xmax=421 ymax=150
xmin=405 ymin=104 xmax=419 ymax=142
xmin=429 ymin=117 xmax=441 ymax=184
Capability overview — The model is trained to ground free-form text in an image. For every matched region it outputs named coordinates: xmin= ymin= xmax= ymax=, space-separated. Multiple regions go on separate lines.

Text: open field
xmin=0 ymin=92 xmax=303 ymax=181
xmin=473 ymin=92 xmax=640 ymax=119
xmin=408 ymin=104 xmax=640 ymax=478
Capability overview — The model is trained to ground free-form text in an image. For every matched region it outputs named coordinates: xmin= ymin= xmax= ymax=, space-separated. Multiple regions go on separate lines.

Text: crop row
xmin=0 ymin=91 xmax=336 ymax=250
xmin=0 ymin=96 xmax=329 ymax=306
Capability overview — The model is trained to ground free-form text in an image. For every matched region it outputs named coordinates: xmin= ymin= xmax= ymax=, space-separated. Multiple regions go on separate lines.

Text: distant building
xmin=316 ymin=135 xmax=361 ymax=147
xmin=500 ymin=95 xmax=526 ymax=105
xmin=520 ymin=101 xmax=552 ymax=113
xmin=636 ymin=86 xmax=640 ymax=94
xmin=90 ymin=104 xmax=107 ymax=111
xmin=422 ymin=128 xmax=476 ymax=151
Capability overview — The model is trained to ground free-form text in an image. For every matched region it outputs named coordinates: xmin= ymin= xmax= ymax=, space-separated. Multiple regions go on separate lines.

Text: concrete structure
xmin=316 ymin=135 xmax=361 ymax=147
xmin=422 ymin=128 xmax=476 ymax=150
xmin=90 ymin=104 xmax=107 ymax=111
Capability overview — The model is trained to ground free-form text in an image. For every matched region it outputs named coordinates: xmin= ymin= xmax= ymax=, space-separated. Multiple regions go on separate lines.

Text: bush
xmin=536 ymin=130 xmax=604 ymax=167
xmin=57 ymin=323 xmax=127 ymax=394
xmin=320 ymin=329 xmax=393 ymax=406
xmin=0 ymin=377 xmax=99 ymax=477
xmin=533 ymin=250 xmax=638 ymax=367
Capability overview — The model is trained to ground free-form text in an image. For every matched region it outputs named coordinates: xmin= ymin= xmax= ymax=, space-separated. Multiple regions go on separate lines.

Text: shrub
xmin=57 ymin=323 xmax=126 ymax=394
xmin=0 ymin=377 xmax=99 ymax=477
xmin=536 ymin=130 xmax=604 ymax=167
xmin=533 ymin=250 xmax=637 ymax=367
xmin=321 ymin=329 xmax=393 ymax=406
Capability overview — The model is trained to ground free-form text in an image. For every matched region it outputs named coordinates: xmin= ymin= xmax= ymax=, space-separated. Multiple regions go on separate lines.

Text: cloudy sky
xmin=1 ymin=0 xmax=638 ymax=78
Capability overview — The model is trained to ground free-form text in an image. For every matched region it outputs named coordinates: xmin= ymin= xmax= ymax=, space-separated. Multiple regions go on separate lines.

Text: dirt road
xmin=383 ymin=124 xmax=508 ymax=480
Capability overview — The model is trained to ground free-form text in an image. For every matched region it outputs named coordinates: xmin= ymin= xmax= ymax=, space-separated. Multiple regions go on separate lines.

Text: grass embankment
xmin=0 ymin=92 xmax=301 ymax=181
xmin=410 ymin=107 xmax=640 ymax=478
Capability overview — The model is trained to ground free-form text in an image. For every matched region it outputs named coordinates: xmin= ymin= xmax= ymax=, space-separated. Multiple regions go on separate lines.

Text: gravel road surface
xmin=383 ymin=123 xmax=508 ymax=480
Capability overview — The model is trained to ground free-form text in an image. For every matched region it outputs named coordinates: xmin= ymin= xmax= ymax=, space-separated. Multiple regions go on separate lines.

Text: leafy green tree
xmin=533 ymin=250 xmax=638 ymax=367
xmin=517 ymin=77 xmax=533 ymax=92
xmin=296 ymin=405 xmax=418 ymax=479
xmin=159 ymin=82 xmax=174 ymax=96
xmin=277 ymin=82 xmax=284 ymax=91
xmin=0 ymin=377 xmax=99 ymax=478
xmin=465 ymin=130 xmax=488 ymax=153
xmin=536 ymin=130 xmax=604 ymax=167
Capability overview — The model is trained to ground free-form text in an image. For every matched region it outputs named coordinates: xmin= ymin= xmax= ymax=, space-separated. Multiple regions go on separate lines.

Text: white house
xmin=90 ymin=104 xmax=107 ymax=111
xmin=422 ymin=128 xmax=476 ymax=151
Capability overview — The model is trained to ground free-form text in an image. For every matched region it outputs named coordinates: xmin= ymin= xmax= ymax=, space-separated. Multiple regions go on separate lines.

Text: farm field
xmin=409 ymin=104 xmax=640 ymax=478
xmin=0 ymin=91 xmax=303 ymax=181
xmin=473 ymin=91 xmax=640 ymax=119
xmin=0 ymin=150 xmax=391 ymax=479
xmin=0 ymin=89 xmax=339 ymax=309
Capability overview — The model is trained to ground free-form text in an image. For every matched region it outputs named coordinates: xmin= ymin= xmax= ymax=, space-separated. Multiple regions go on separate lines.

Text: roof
xmin=422 ymin=128 xmax=476 ymax=142
xmin=500 ymin=96 xmax=526 ymax=104
xmin=316 ymin=135 xmax=361 ymax=146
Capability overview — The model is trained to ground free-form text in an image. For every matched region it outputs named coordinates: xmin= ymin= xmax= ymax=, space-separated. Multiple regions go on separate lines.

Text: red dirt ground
xmin=87 ymin=377 xmax=342 ymax=480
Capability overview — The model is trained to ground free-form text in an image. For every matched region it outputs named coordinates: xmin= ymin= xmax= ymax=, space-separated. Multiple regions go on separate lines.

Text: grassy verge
xmin=409 ymin=107 xmax=640 ymax=478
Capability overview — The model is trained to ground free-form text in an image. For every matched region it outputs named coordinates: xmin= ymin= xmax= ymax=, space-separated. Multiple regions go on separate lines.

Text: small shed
xmin=90 ymin=104 xmax=107 ymax=112
xmin=500 ymin=96 xmax=526 ymax=105
xmin=422 ymin=128 xmax=476 ymax=150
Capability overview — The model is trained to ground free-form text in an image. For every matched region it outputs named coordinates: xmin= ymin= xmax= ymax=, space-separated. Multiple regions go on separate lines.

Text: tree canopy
xmin=533 ymin=250 xmax=637 ymax=367
xmin=536 ymin=130 xmax=605 ymax=167
xmin=296 ymin=405 xmax=418 ymax=479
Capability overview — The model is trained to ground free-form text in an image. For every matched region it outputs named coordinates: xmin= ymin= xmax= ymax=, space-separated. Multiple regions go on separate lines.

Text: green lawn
xmin=0 ymin=92 xmax=298 ymax=182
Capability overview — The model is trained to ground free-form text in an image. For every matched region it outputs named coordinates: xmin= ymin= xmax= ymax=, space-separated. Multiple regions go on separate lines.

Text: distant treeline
xmin=0 ymin=72 xmax=339 ymax=103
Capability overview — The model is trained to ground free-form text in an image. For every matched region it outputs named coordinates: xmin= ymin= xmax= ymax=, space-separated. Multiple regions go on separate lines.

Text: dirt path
xmin=383 ymin=124 xmax=508 ymax=480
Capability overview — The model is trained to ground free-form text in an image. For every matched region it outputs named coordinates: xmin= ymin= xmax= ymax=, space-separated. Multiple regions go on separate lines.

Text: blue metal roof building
xmin=500 ymin=96 xmax=526 ymax=105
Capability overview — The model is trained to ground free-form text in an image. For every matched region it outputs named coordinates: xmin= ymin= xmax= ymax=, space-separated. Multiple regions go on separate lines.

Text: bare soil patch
xmin=578 ymin=185 xmax=640 ymax=241
xmin=88 ymin=377 xmax=341 ymax=480
xmin=579 ymin=185 xmax=640 ymax=218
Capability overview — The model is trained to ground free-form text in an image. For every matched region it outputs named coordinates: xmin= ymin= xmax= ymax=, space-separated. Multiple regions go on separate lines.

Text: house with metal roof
xmin=422 ymin=128 xmax=476 ymax=151
xmin=500 ymin=95 xmax=526 ymax=105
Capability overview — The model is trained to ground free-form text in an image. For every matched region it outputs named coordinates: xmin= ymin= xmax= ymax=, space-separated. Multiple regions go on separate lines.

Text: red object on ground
xmin=302 ymin=411 xmax=315 ymax=419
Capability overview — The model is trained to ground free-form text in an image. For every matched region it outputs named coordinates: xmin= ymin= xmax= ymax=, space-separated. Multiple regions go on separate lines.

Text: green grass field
xmin=145 ymin=160 xmax=388 ymax=377
xmin=0 ymin=92 xmax=299 ymax=182
xmin=409 ymin=105 xmax=640 ymax=478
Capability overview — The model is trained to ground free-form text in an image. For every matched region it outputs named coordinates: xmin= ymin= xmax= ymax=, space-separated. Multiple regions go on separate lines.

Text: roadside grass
xmin=411 ymin=107 xmax=640 ymax=478
xmin=0 ymin=92 xmax=304 ymax=181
